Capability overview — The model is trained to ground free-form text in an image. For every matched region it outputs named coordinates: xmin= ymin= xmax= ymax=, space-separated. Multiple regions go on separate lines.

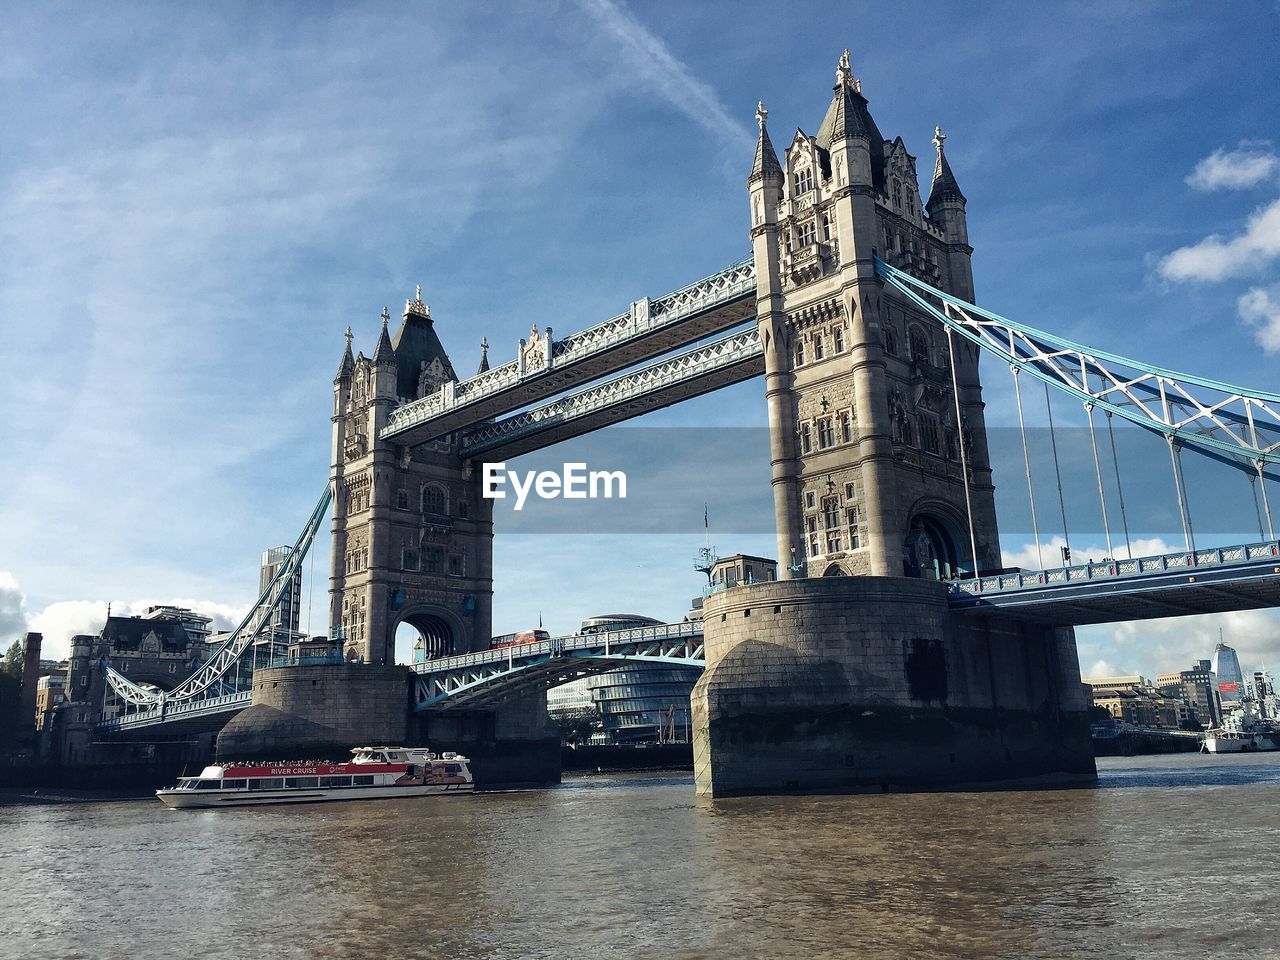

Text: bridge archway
xmin=393 ymin=607 xmax=464 ymax=665
xmin=904 ymin=503 xmax=967 ymax=580
xmin=822 ymin=563 xmax=847 ymax=577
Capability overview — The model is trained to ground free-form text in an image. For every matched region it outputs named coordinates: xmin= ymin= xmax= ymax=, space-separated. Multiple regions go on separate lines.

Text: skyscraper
xmin=260 ymin=545 xmax=302 ymax=635
xmin=1212 ymin=641 xmax=1245 ymax=705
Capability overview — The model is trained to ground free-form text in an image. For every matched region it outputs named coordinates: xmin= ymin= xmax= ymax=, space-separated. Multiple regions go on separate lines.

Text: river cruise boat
xmin=156 ymin=746 xmax=473 ymax=809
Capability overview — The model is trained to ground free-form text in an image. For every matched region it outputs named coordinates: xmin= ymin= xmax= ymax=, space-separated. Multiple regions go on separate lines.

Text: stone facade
xmin=692 ymin=578 xmax=1095 ymax=796
xmin=749 ymin=52 xmax=998 ymax=581
xmin=330 ymin=294 xmax=494 ymax=664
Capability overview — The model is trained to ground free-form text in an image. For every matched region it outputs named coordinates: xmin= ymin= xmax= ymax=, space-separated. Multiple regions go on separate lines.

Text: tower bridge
xmin=84 ymin=49 xmax=1280 ymax=795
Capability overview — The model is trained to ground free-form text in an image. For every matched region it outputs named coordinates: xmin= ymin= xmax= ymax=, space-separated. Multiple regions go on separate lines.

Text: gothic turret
xmin=476 ymin=337 xmax=490 ymax=375
xmin=925 ymin=127 xmax=973 ymax=301
xmin=373 ymin=307 xmax=396 ymax=366
xmin=926 ymin=126 xmax=965 ymax=208
xmin=815 ymin=50 xmax=884 ymax=190
xmin=335 ymin=326 xmax=354 ymax=384
xmin=393 ymin=284 xmax=458 ymax=400
xmin=749 ymin=101 xmax=783 ymax=185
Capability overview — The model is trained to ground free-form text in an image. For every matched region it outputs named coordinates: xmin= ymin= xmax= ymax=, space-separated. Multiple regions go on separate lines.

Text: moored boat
xmin=156 ymin=746 xmax=473 ymax=808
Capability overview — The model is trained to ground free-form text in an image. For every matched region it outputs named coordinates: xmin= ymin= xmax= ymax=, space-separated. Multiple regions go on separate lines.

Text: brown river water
xmin=1 ymin=753 xmax=1278 ymax=960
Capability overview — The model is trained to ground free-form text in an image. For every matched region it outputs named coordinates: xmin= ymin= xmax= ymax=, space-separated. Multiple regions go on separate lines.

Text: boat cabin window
xmin=285 ymin=777 xmax=319 ymax=788
xmin=320 ymin=776 xmax=352 ymax=787
xmin=444 ymin=764 xmax=462 ymax=775
xmin=352 ymin=775 xmax=375 ymax=786
xmin=179 ymin=779 xmax=198 ymax=789
xmin=222 ymin=779 xmax=247 ymax=789
xmin=249 ymin=778 xmax=284 ymax=790
xmin=195 ymin=780 xmax=221 ymax=790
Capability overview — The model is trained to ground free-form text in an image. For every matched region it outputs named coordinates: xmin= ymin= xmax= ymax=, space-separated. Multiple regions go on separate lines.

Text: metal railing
xmin=949 ymin=539 xmax=1280 ymax=598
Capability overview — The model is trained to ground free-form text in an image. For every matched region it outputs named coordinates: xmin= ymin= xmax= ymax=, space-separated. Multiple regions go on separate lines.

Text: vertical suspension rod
xmin=1249 ymin=473 xmax=1266 ymax=542
xmin=1044 ymin=381 xmax=1072 ymax=563
xmin=946 ymin=323 xmax=980 ymax=576
xmin=1166 ymin=435 xmax=1193 ymax=552
xmin=1011 ymin=365 xmax=1044 ymax=570
xmin=1105 ymin=411 xmax=1133 ymax=559
xmin=1244 ymin=400 xmax=1276 ymax=541
xmin=1085 ymin=402 xmax=1114 ymax=559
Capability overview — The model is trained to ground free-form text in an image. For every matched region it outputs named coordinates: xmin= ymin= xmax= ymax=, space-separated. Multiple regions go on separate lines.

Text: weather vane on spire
xmin=756 ymin=100 xmax=768 ymax=128
xmin=344 ymin=325 xmax=353 ymax=347
xmin=381 ymin=306 xmax=390 ymax=328
xmin=933 ymin=125 xmax=947 ymax=152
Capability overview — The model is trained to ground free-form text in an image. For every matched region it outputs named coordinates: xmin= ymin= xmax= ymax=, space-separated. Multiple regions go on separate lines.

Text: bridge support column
xmin=414 ymin=691 xmax=561 ymax=789
xmin=691 ymin=577 xmax=1095 ymax=797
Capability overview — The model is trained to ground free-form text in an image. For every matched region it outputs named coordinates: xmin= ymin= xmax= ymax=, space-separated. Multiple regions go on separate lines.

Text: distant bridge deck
xmin=948 ymin=539 xmax=1280 ymax=625
xmin=96 ymin=539 xmax=1280 ymax=730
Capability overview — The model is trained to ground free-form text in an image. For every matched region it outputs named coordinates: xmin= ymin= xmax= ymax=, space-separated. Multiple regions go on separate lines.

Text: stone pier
xmin=691 ymin=577 xmax=1096 ymax=797
xmin=216 ymin=663 xmax=560 ymax=787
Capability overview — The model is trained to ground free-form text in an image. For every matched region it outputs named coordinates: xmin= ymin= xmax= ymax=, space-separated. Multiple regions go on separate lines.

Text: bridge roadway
xmin=96 ymin=537 xmax=1280 ymax=730
xmin=383 ymin=258 xmax=756 ymax=446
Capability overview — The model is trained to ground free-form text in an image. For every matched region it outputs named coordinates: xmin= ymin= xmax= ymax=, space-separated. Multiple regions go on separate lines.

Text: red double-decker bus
xmin=490 ymin=628 xmax=551 ymax=649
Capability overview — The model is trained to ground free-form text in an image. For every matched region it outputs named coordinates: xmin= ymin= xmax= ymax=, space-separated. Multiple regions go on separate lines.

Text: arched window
xmin=796 ymin=339 xmax=806 ymax=366
xmin=396 ymin=489 xmax=409 ymax=510
xmin=909 ymin=327 xmax=929 ymax=363
xmin=883 ymin=327 xmax=899 ymax=356
xmin=422 ymin=485 xmax=447 ymax=516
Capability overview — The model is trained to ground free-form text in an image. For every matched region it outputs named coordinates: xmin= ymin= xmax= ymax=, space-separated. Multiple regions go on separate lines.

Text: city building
xmin=1213 ymin=641 xmax=1245 ymax=705
xmin=34 ymin=674 xmax=65 ymax=731
xmin=546 ymin=615 xmax=701 ymax=744
xmin=708 ymin=554 xmax=779 ymax=590
xmin=1156 ymin=660 xmax=1221 ymax=728
xmin=260 ymin=546 xmax=303 ymax=636
xmin=143 ymin=605 xmax=213 ymax=646
xmin=1085 ymin=676 xmax=1183 ymax=729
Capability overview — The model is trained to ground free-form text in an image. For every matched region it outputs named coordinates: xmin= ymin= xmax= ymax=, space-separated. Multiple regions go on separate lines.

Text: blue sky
xmin=2 ymin=1 xmax=1280 ymax=679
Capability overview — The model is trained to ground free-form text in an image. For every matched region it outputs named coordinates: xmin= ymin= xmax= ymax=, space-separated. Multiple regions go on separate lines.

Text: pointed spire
xmin=477 ymin=336 xmax=490 ymax=375
xmin=335 ymin=325 xmax=354 ymax=382
xmin=817 ymin=50 xmax=872 ymax=148
xmin=373 ymin=307 xmax=395 ymax=365
xmin=749 ymin=100 xmax=783 ymax=184
xmin=927 ymin=125 xmax=966 ymax=207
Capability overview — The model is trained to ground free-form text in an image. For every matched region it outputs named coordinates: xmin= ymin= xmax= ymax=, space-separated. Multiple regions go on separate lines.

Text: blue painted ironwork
xmin=413 ymin=622 xmax=704 ymax=709
xmin=875 ymin=256 xmax=1280 ymax=477
xmin=100 ymin=484 xmax=332 ymax=720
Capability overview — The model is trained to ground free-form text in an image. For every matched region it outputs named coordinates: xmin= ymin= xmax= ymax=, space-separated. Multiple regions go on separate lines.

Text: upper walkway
xmin=382 ymin=259 xmax=756 ymax=446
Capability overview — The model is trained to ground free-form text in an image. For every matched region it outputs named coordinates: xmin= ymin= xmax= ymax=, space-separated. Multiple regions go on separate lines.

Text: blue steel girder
xmin=413 ymin=624 xmax=705 ymax=710
xmin=381 ymin=259 xmax=757 ymax=446
xmin=459 ymin=329 xmax=763 ymax=460
xmin=875 ymin=257 xmax=1280 ymax=477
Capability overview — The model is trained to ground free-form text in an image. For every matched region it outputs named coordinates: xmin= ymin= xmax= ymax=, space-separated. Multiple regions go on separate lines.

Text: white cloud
xmin=0 ymin=572 xmax=27 ymax=647
xmin=576 ymin=0 xmax=752 ymax=152
xmin=1084 ymin=659 xmax=1122 ymax=680
xmin=25 ymin=596 xmax=250 ymax=661
xmin=1238 ymin=285 xmax=1280 ymax=353
xmin=1158 ymin=197 xmax=1280 ymax=282
xmin=1001 ymin=535 xmax=1176 ymax=571
xmin=1186 ymin=143 xmax=1279 ymax=191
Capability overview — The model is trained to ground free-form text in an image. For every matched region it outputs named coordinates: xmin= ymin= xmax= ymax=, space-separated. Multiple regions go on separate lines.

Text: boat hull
xmin=157 ymin=783 xmax=473 ymax=809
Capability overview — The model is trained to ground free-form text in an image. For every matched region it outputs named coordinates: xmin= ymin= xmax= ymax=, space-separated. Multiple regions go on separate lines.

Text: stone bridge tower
xmin=329 ymin=291 xmax=494 ymax=665
xmin=692 ymin=52 xmax=1093 ymax=798
xmin=749 ymin=51 xmax=999 ymax=581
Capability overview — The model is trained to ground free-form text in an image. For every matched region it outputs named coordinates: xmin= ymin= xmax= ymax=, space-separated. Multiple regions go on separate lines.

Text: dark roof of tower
xmin=927 ymin=130 xmax=966 ymax=206
xmin=391 ymin=309 xmax=457 ymax=399
xmin=750 ymin=115 xmax=783 ymax=183
xmin=373 ymin=308 xmax=396 ymax=367
xmin=815 ymin=75 xmax=885 ymax=189
xmin=335 ymin=328 xmax=354 ymax=383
